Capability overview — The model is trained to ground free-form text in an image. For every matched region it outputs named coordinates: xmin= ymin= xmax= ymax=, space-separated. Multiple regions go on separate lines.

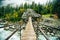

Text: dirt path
xmin=21 ymin=17 xmax=36 ymax=40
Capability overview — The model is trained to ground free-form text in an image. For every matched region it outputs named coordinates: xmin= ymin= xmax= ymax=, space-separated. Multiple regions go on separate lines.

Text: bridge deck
xmin=21 ymin=17 xmax=36 ymax=40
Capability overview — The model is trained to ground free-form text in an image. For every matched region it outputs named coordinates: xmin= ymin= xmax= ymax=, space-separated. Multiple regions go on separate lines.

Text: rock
xmin=47 ymin=32 xmax=50 ymax=35
xmin=22 ymin=9 xmax=41 ymax=21
xmin=57 ymin=37 xmax=60 ymax=40
xmin=58 ymin=26 xmax=60 ymax=29
xmin=41 ymin=27 xmax=46 ymax=30
xmin=51 ymin=33 xmax=54 ymax=36
xmin=53 ymin=31 xmax=56 ymax=34
xmin=9 ymin=25 xmax=15 ymax=29
xmin=4 ymin=27 xmax=9 ymax=30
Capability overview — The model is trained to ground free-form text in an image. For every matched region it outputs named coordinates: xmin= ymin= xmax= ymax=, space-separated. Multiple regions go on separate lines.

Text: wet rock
xmin=57 ymin=37 xmax=60 ymax=40
xmin=4 ymin=27 xmax=9 ymax=30
xmin=41 ymin=27 xmax=46 ymax=30
xmin=51 ymin=33 xmax=54 ymax=36
xmin=58 ymin=26 xmax=60 ymax=29
xmin=47 ymin=32 xmax=50 ymax=35
xmin=9 ymin=25 xmax=15 ymax=29
xmin=53 ymin=31 xmax=56 ymax=34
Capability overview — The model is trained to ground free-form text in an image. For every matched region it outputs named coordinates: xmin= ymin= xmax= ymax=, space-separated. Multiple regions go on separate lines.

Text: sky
xmin=0 ymin=0 xmax=53 ymax=7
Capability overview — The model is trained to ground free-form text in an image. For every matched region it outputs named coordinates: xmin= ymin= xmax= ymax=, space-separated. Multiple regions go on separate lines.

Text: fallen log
xmin=5 ymin=29 xmax=18 ymax=40
xmin=5 ymin=27 xmax=24 ymax=40
xmin=39 ymin=27 xmax=50 ymax=40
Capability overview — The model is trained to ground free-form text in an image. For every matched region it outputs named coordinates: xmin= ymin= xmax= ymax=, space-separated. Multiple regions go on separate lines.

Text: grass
xmin=42 ymin=14 xmax=53 ymax=18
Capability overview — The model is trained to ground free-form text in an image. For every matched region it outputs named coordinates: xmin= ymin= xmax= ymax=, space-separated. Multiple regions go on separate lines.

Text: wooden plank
xmin=21 ymin=17 xmax=36 ymax=40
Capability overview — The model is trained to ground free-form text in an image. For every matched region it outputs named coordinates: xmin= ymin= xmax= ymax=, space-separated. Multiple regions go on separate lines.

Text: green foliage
xmin=53 ymin=0 xmax=60 ymax=18
xmin=0 ymin=0 xmax=60 ymax=22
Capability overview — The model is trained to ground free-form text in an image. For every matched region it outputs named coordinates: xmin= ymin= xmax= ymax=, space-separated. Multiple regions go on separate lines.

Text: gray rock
xmin=22 ymin=9 xmax=41 ymax=19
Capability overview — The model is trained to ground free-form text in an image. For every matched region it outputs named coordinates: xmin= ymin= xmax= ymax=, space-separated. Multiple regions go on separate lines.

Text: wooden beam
xmin=5 ymin=26 xmax=24 ymax=40
xmin=39 ymin=27 xmax=50 ymax=40
xmin=5 ymin=29 xmax=18 ymax=40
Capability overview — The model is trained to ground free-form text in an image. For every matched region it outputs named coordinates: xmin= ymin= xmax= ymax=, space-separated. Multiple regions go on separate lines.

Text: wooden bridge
xmin=21 ymin=17 xmax=36 ymax=40
xmin=1 ymin=16 xmax=50 ymax=40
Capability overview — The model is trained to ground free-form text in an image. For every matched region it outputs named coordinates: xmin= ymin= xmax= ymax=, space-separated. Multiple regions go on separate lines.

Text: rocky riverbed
xmin=0 ymin=18 xmax=60 ymax=40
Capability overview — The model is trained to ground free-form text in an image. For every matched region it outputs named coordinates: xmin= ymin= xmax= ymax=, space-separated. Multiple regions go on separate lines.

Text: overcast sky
xmin=1 ymin=0 xmax=53 ymax=7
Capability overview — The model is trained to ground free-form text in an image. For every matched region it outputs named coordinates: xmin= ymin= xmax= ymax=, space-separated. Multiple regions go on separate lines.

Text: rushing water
xmin=0 ymin=25 xmax=59 ymax=40
xmin=38 ymin=35 xmax=58 ymax=40
xmin=0 ymin=25 xmax=20 ymax=40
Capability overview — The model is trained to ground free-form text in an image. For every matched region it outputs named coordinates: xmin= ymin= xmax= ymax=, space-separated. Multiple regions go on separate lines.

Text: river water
xmin=0 ymin=25 xmax=59 ymax=40
xmin=0 ymin=25 xmax=20 ymax=40
xmin=38 ymin=35 xmax=58 ymax=40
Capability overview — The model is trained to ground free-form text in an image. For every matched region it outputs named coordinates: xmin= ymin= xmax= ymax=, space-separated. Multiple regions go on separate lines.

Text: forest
xmin=0 ymin=0 xmax=60 ymax=22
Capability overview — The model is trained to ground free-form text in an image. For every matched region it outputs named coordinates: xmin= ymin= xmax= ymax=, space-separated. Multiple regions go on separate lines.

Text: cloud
xmin=1 ymin=0 xmax=52 ymax=7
